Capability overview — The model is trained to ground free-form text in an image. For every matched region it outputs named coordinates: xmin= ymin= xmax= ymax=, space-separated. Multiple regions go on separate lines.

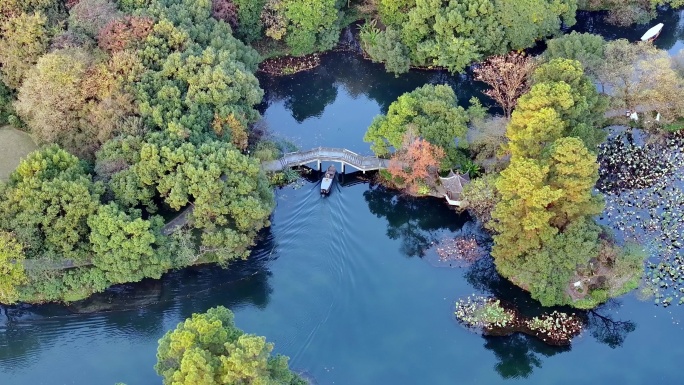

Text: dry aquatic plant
xmin=435 ymin=236 xmax=484 ymax=265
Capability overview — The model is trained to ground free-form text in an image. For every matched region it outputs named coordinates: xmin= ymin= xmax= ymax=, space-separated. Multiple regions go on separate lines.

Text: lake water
xmin=2 ymin=9 xmax=684 ymax=385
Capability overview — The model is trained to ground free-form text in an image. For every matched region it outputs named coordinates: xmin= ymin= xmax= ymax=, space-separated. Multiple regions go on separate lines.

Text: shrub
xmin=68 ymin=0 xmax=120 ymax=37
xmin=97 ymin=16 xmax=154 ymax=53
xmin=362 ymin=27 xmax=411 ymax=75
xmin=234 ymin=0 xmax=264 ymax=42
xmin=0 ymin=12 xmax=50 ymax=90
xmin=467 ymin=116 xmax=509 ymax=173
xmin=461 ymin=173 xmax=499 ymax=228
xmin=0 ymin=81 xmax=13 ymax=125
xmin=212 ymin=0 xmax=239 ymax=30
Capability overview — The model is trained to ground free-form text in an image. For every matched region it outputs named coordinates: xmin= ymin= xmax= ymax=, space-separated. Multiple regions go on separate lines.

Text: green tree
xmin=0 ymin=80 xmax=14 ymax=125
xmin=140 ymin=0 xmax=260 ymax=69
xmin=0 ymin=0 xmax=63 ymax=24
xmin=364 ymin=84 xmax=469 ymax=168
xmin=513 ymin=218 xmax=602 ymax=306
xmin=531 ymin=58 xmax=607 ymax=149
xmin=136 ymin=45 xmax=263 ymax=142
xmin=369 ymin=0 xmax=576 ymax=74
xmin=281 ymin=0 xmax=342 ymax=56
xmin=0 ymin=12 xmax=50 ymax=90
xmin=104 ymin=138 xmax=274 ymax=263
xmin=155 ymin=306 xmax=305 ymax=385
xmin=400 ymin=0 xmax=503 ymax=73
xmin=18 ymin=265 xmax=111 ymax=303
xmin=506 ymin=96 xmax=566 ymax=159
xmin=543 ymin=32 xmax=606 ymax=79
xmin=233 ymin=0 xmax=265 ymax=42
xmin=0 ymin=231 xmax=28 ymax=304
xmin=507 ymin=59 xmax=607 ymax=158
xmin=497 ymin=0 xmax=577 ymax=47
xmin=378 ymin=0 xmax=415 ymax=27
xmin=88 ymin=203 xmax=171 ymax=284
xmin=361 ymin=26 xmax=411 ymax=75
xmin=0 ymin=145 xmax=104 ymax=262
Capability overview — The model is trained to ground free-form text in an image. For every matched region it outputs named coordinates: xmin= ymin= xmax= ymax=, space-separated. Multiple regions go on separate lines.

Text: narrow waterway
xmin=2 ymin=9 xmax=684 ymax=385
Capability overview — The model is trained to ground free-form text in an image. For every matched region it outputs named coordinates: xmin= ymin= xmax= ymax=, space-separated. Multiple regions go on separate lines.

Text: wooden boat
xmin=320 ymin=165 xmax=336 ymax=194
xmin=641 ymin=23 xmax=664 ymax=42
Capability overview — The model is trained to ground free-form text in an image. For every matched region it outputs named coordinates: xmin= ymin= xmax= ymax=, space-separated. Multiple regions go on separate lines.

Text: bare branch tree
xmin=473 ymin=52 xmax=536 ymax=119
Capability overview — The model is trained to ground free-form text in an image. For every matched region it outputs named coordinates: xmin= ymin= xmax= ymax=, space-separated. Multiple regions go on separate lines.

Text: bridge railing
xmin=277 ymin=147 xmax=387 ymax=171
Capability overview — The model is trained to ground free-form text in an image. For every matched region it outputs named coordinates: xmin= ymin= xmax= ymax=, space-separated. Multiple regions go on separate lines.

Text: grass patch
xmin=0 ymin=125 xmax=37 ymax=181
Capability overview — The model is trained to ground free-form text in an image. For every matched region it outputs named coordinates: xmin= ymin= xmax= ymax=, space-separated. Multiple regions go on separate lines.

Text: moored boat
xmin=641 ymin=23 xmax=664 ymax=42
xmin=321 ymin=165 xmax=336 ymax=194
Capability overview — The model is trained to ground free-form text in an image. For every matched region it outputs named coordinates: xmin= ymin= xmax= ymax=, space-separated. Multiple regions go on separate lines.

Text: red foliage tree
xmin=387 ymin=134 xmax=445 ymax=194
xmin=97 ymin=16 xmax=154 ymax=53
xmin=66 ymin=0 xmax=81 ymax=8
xmin=211 ymin=0 xmax=239 ymax=30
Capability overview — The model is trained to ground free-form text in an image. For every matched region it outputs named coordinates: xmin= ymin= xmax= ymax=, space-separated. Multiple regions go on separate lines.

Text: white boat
xmin=641 ymin=23 xmax=664 ymax=42
xmin=320 ymin=165 xmax=336 ymax=194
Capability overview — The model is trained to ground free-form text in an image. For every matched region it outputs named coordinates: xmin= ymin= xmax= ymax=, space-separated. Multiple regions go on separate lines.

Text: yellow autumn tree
xmin=547 ymin=137 xmax=604 ymax=229
xmin=490 ymin=158 xmax=562 ymax=272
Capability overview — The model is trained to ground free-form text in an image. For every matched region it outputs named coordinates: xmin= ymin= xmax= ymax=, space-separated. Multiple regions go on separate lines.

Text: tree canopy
xmin=0 ymin=146 xmax=103 ymax=262
xmin=0 ymin=12 xmax=50 ymax=90
xmin=0 ymin=231 xmax=28 ymax=304
xmin=15 ymin=47 xmax=139 ymax=158
xmin=0 ymin=0 xmax=280 ymax=304
xmin=597 ymin=40 xmax=684 ymax=130
xmin=543 ymin=32 xmax=606 ymax=79
xmin=156 ymin=306 xmax=305 ymax=385
xmin=364 ymin=84 xmax=470 ymax=169
xmin=100 ymin=137 xmax=274 ymax=263
xmin=88 ymin=203 xmax=171 ymax=283
xmin=507 ymin=58 xmax=606 ymax=158
xmin=577 ymin=0 xmax=684 ymax=26
xmin=488 ymin=57 xmax=644 ymax=308
xmin=362 ymin=0 xmax=577 ymax=74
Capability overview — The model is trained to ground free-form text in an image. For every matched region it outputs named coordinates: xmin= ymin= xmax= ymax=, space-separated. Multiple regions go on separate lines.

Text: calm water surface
xmin=2 ymin=10 xmax=684 ymax=385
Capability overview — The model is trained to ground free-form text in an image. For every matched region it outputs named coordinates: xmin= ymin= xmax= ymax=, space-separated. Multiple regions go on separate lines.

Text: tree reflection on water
xmin=362 ymin=182 xmax=467 ymax=257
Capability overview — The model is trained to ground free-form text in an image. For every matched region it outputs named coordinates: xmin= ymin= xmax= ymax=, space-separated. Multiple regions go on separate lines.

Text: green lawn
xmin=0 ymin=125 xmax=37 ymax=181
